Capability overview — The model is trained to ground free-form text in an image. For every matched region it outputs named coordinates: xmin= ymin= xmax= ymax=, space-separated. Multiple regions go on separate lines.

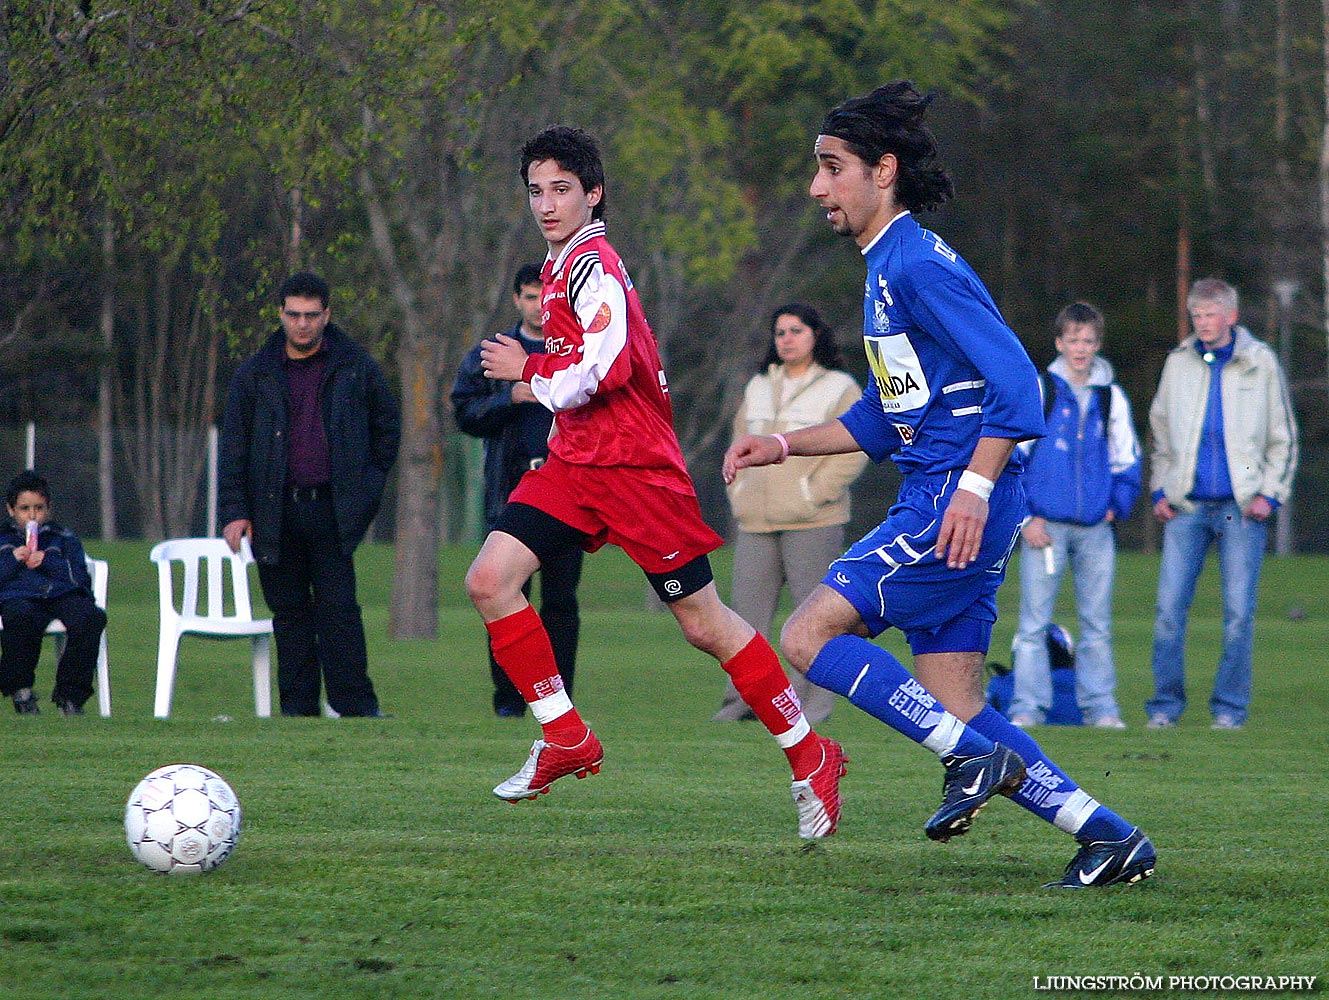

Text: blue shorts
xmin=823 ymin=469 xmax=1026 ymax=655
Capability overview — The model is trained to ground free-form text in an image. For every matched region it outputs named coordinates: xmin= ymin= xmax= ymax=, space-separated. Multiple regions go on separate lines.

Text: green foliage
xmin=0 ymin=543 xmax=1326 ymax=997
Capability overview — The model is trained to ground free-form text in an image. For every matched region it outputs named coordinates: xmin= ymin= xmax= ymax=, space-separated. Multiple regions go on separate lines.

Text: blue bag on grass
xmin=985 ymin=623 xmax=1083 ymax=726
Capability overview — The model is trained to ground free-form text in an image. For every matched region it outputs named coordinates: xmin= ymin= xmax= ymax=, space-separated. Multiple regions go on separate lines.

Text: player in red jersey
xmin=467 ymin=125 xmax=845 ymax=839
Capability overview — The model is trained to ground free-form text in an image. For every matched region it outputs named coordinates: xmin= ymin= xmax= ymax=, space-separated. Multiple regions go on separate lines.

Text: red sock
xmin=486 ymin=606 xmax=586 ymax=744
xmin=721 ymin=633 xmax=820 ymax=776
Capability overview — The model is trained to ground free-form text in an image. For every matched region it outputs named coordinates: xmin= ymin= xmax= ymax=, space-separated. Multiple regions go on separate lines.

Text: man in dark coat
xmin=451 ymin=265 xmax=582 ymax=717
xmin=219 ymin=271 xmax=400 ymax=717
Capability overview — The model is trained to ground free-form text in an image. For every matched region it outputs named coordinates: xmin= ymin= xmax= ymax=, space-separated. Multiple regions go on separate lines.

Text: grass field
xmin=1 ymin=542 xmax=1326 ymax=999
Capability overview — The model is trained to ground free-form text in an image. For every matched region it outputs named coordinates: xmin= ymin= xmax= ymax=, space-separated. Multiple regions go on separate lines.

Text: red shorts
xmin=506 ymin=455 xmax=722 ymax=575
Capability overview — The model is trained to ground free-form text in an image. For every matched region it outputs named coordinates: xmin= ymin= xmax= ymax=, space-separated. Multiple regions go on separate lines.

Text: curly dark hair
xmin=520 ymin=126 xmax=606 ymax=221
xmin=819 ymin=81 xmax=954 ymax=212
xmin=760 ymin=302 xmax=844 ymax=371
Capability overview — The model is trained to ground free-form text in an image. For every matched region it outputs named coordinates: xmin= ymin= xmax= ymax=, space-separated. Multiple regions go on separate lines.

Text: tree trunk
xmin=1322 ymin=0 xmax=1329 ymax=414
xmin=390 ymin=326 xmax=443 ymax=638
xmin=98 ymin=209 xmax=117 ymax=541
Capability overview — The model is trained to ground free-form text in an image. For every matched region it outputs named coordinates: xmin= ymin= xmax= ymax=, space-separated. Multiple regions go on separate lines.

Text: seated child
xmin=0 ymin=470 xmax=106 ymax=716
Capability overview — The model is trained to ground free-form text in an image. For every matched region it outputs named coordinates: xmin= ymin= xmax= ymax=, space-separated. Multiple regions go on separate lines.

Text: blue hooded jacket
xmin=1021 ymin=356 xmax=1142 ymax=524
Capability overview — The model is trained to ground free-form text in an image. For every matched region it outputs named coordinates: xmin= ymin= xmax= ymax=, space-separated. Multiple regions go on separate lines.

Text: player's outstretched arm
xmin=722 ymin=419 xmax=860 ymax=484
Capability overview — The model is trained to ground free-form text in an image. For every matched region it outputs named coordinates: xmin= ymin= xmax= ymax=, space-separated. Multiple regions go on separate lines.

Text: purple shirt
xmin=285 ymin=351 xmax=331 ymax=487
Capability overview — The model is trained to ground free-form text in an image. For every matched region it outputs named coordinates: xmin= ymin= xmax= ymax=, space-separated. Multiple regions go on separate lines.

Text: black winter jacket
xmin=218 ymin=324 xmax=400 ymax=564
xmin=450 ymin=326 xmax=554 ymax=527
xmin=0 ymin=520 xmax=94 ymax=602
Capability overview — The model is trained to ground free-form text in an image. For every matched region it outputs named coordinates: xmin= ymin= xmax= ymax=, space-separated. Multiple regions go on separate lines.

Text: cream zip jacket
xmin=1148 ymin=327 xmax=1298 ymax=513
xmin=726 ymin=363 xmax=868 ymax=532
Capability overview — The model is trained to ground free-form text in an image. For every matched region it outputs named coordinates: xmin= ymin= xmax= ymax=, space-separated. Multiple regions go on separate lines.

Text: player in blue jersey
xmin=723 ymin=82 xmax=1155 ymax=888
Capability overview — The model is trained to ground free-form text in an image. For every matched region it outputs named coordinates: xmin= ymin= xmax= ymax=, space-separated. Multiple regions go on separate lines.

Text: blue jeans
xmin=1011 ymin=520 xmax=1119 ymax=722
xmin=1147 ymin=500 xmax=1266 ymax=724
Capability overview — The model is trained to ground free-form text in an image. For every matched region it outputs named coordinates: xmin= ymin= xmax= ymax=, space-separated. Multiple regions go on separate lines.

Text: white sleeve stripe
xmin=534 ymin=264 xmax=629 ymax=411
xmin=568 ymin=254 xmax=599 ymax=310
xmin=1106 ymin=384 xmax=1140 ymax=473
xmin=942 ymin=379 xmax=986 ymax=394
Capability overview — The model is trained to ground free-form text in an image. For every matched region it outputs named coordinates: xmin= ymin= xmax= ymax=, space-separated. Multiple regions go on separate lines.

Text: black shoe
xmin=55 ymin=699 xmax=85 ymax=717
xmin=1045 ymin=827 xmax=1156 ymax=888
xmin=924 ymin=743 xmax=1026 ymax=842
xmin=12 ymin=689 xmax=39 ymax=715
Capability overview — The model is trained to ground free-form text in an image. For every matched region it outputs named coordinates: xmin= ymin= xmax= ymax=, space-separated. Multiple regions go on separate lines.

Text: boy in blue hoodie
xmin=0 ymin=470 xmax=106 ymax=716
xmin=1009 ymin=304 xmax=1141 ymax=729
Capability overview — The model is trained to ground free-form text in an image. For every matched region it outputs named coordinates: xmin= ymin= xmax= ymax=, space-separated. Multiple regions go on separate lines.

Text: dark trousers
xmin=0 ymin=593 xmax=107 ymax=708
xmin=257 ymin=489 xmax=379 ymax=717
xmin=490 ymin=542 xmax=583 ymax=714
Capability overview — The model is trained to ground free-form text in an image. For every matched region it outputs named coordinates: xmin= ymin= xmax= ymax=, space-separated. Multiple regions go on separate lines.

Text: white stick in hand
xmin=25 ymin=520 xmax=38 ymax=551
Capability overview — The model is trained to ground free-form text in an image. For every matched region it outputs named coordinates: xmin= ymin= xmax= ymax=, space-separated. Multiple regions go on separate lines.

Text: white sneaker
xmin=1091 ymin=716 xmax=1127 ymax=730
xmin=1009 ymin=713 xmax=1039 ymax=729
xmin=1146 ymin=714 xmax=1176 ymax=730
xmin=791 ymin=737 xmax=847 ymax=839
xmin=493 ymin=732 xmax=604 ymax=802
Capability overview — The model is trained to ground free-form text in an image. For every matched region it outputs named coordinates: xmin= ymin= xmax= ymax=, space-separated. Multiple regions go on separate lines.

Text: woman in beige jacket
xmin=714 ymin=303 xmax=867 ymax=724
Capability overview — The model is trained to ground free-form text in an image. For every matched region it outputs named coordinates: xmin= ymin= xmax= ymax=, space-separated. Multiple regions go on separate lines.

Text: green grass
xmin=1 ymin=543 xmax=1326 ymax=999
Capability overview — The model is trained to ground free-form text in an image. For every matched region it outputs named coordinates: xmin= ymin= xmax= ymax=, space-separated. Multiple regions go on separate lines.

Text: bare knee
xmin=669 ymin=585 xmax=751 ymax=661
xmin=464 ymin=555 xmax=518 ymax=617
xmin=780 ymin=612 xmax=825 ymax=675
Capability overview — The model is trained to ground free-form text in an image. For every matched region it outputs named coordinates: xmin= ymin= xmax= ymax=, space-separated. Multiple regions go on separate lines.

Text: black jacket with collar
xmin=450 ymin=323 xmax=554 ymax=528
xmin=218 ymin=323 xmax=400 ymax=563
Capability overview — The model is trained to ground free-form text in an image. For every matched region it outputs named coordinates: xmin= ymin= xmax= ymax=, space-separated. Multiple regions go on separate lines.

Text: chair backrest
xmin=86 ymin=556 xmax=108 ymax=609
xmin=149 ymin=537 xmax=260 ymax=624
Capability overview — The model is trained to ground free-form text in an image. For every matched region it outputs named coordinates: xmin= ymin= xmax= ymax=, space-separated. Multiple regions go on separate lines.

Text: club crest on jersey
xmin=873 ymin=299 xmax=891 ymax=335
xmin=868 ymin=275 xmax=894 ymax=334
xmin=588 ymin=302 xmax=613 ymax=333
xmin=892 ymin=422 xmax=915 ymax=445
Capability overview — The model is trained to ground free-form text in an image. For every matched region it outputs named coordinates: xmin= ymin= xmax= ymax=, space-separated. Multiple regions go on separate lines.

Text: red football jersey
xmin=521 ymin=221 xmax=695 ymax=493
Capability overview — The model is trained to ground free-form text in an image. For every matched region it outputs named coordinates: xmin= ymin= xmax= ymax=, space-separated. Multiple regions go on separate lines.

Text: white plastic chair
xmin=3 ymin=555 xmax=113 ymax=717
xmin=150 ymin=537 xmax=273 ymax=718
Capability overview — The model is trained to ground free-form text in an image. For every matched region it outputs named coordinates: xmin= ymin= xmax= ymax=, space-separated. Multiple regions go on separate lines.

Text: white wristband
xmin=957 ymin=470 xmax=995 ymax=501
xmin=771 ymin=433 xmax=791 ymax=464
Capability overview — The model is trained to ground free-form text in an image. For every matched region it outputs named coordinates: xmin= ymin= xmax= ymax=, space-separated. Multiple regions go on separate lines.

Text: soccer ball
xmin=124 ymin=764 xmax=242 ymax=875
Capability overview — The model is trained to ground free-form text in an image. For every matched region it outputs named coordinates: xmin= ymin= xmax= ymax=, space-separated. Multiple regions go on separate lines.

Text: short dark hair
xmin=6 ymin=469 xmax=50 ymax=509
xmin=819 ymin=81 xmax=954 ymax=212
xmin=1054 ymin=302 xmax=1105 ymax=339
xmin=761 ymin=302 xmax=844 ymax=371
xmin=520 ymin=126 xmax=607 ymax=220
xmin=513 ymin=264 xmax=543 ymax=294
xmin=278 ymin=271 xmax=331 ymax=309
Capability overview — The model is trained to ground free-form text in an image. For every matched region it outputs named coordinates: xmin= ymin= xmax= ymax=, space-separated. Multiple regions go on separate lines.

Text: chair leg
xmin=154 ymin=632 xmax=182 ymax=718
xmin=96 ymin=632 xmax=111 ymax=717
xmin=252 ymin=634 xmax=272 ymax=718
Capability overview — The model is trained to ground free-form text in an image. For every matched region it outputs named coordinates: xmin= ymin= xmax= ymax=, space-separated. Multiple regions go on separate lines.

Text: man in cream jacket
xmin=1146 ymin=278 xmax=1298 ymax=731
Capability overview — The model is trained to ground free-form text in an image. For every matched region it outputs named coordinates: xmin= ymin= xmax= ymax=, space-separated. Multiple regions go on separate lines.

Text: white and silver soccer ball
xmin=124 ymin=764 xmax=242 ymax=875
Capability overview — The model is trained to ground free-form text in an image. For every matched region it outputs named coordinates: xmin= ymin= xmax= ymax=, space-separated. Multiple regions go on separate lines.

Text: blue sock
xmin=968 ymin=706 xmax=1134 ymax=842
xmin=807 ymin=635 xmax=992 ymax=759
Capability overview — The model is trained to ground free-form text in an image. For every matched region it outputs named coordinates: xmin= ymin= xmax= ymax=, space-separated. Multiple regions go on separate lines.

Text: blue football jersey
xmin=839 ymin=213 xmax=1044 ymax=475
